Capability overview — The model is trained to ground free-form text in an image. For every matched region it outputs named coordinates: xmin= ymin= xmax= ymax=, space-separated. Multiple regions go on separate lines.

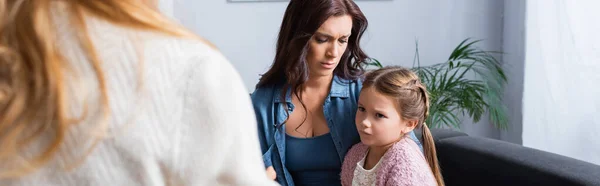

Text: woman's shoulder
xmin=52 ymin=1 xmax=223 ymax=70
xmin=251 ymin=84 xmax=277 ymax=97
xmin=332 ymin=76 xmax=362 ymax=101
xmin=143 ymin=35 xmax=223 ymax=66
xmin=79 ymin=12 xmax=226 ymax=74
xmin=334 ymin=76 xmax=362 ymax=88
xmin=250 ymin=84 xmax=280 ymax=105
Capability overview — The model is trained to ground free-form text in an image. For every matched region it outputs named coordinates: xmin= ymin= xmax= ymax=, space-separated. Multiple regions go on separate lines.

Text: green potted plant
xmin=367 ymin=39 xmax=508 ymax=130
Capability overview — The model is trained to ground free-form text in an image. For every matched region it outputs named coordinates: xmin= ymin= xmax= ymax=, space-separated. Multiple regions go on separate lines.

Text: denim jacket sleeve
xmin=250 ymin=87 xmax=275 ymax=168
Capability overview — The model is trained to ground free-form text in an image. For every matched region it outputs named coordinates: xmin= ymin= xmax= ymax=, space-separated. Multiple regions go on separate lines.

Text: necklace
xmin=294 ymin=110 xmax=314 ymax=138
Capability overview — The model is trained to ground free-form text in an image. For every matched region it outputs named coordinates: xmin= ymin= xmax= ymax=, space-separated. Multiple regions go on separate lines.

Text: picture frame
xmin=228 ymin=0 xmax=390 ymax=2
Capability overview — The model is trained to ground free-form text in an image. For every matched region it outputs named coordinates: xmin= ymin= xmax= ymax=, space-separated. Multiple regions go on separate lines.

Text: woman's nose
xmin=326 ymin=44 xmax=340 ymax=58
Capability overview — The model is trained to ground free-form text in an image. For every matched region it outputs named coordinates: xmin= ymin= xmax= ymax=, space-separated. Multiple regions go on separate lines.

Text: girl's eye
xmin=339 ymin=39 xmax=348 ymax=43
xmin=358 ymin=107 xmax=366 ymax=112
xmin=376 ymin=113 xmax=386 ymax=119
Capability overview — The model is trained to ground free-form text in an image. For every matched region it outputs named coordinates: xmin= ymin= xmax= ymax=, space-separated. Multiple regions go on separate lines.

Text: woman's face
xmin=306 ymin=15 xmax=353 ymax=78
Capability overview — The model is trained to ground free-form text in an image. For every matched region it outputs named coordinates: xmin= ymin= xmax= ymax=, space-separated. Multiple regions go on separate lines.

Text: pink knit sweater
xmin=341 ymin=137 xmax=437 ymax=186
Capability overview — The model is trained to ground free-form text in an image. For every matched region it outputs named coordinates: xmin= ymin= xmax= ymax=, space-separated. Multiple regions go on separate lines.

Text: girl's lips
xmin=359 ymin=129 xmax=372 ymax=136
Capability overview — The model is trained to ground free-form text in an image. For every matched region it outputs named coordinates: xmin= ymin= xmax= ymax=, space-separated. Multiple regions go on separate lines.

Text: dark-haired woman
xmin=251 ymin=1 xmax=421 ymax=185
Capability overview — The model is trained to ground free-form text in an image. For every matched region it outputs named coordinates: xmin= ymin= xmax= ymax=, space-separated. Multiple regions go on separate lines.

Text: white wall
xmin=523 ymin=0 xmax=600 ymax=165
xmin=158 ymin=0 xmax=174 ymax=18
xmin=500 ymin=0 xmax=525 ymax=144
xmin=173 ymin=0 xmax=505 ymax=139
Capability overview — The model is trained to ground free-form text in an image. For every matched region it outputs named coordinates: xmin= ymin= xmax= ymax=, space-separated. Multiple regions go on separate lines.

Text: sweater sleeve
xmin=177 ymin=50 xmax=279 ymax=186
xmin=341 ymin=143 xmax=367 ymax=186
xmin=384 ymin=140 xmax=436 ymax=186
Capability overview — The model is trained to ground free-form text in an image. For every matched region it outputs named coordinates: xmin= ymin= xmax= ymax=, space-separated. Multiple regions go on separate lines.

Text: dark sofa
xmin=429 ymin=129 xmax=600 ymax=186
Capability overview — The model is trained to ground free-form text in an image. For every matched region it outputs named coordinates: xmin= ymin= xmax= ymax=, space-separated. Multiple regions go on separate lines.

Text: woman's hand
xmin=266 ymin=166 xmax=277 ymax=180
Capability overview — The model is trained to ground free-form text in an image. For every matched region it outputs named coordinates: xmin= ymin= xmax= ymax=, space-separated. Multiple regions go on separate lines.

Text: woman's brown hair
xmin=256 ymin=0 xmax=369 ymax=131
xmin=257 ymin=0 xmax=369 ymax=89
xmin=0 ymin=0 xmax=209 ymax=178
xmin=362 ymin=66 xmax=445 ymax=186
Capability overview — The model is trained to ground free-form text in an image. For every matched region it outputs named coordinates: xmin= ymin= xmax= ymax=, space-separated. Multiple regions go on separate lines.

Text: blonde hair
xmin=0 ymin=0 xmax=211 ymax=178
xmin=363 ymin=66 xmax=445 ymax=186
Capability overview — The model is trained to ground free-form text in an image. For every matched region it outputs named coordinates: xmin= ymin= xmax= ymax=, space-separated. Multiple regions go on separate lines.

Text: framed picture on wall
xmin=228 ymin=0 xmax=390 ymax=2
xmin=228 ymin=0 xmax=287 ymax=1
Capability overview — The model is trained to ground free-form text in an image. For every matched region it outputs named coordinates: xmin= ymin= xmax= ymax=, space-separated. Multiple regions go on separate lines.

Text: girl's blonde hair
xmin=0 ymin=0 xmax=210 ymax=178
xmin=363 ymin=66 xmax=445 ymax=186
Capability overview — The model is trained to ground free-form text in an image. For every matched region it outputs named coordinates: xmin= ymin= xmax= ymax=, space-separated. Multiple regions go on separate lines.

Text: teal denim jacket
xmin=251 ymin=76 xmax=421 ymax=186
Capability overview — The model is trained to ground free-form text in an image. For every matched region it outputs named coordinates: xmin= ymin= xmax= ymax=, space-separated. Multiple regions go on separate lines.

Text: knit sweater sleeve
xmin=341 ymin=143 xmax=368 ymax=186
xmin=384 ymin=139 xmax=437 ymax=186
xmin=176 ymin=49 xmax=279 ymax=186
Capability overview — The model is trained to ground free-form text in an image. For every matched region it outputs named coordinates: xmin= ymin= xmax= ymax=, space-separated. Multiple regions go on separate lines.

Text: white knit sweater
xmin=1 ymin=6 xmax=277 ymax=186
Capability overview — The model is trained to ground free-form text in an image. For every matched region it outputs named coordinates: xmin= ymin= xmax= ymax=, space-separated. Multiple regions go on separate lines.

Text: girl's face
xmin=306 ymin=15 xmax=352 ymax=79
xmin=355 ymin=87 xmax=417 ymax=147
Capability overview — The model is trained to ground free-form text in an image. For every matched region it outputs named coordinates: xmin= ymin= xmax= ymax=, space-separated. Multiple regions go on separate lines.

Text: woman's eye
xmin=376 ymin=113 xmax=386 ymax=118
xmin=358 ymin=107 xmax=366 ymax=112
xmin=339 ymin=39 xmax=348 ymax=43
xmin=316 ymin=38 xmax=327 ymax=43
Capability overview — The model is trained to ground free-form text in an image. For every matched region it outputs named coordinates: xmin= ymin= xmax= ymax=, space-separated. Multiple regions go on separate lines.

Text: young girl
xmin=341 ymin=66 xmax=444 ymax=186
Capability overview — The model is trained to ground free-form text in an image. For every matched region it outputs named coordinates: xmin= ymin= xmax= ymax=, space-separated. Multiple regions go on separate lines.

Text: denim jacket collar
xmin=273 ymin=76 xmax=350 ymax=103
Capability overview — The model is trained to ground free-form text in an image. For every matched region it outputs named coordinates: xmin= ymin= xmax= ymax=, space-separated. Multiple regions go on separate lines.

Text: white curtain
xmin=523 ymin=0 xmax=600 ymax=165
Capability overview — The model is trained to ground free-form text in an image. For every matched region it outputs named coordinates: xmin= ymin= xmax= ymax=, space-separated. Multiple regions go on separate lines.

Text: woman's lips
xmin=320 ymin=62 xmax=336 ymax=69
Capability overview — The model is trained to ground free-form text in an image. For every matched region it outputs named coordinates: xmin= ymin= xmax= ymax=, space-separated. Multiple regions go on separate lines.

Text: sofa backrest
xmin=431 ymin=129 xmax=600 ymax=186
